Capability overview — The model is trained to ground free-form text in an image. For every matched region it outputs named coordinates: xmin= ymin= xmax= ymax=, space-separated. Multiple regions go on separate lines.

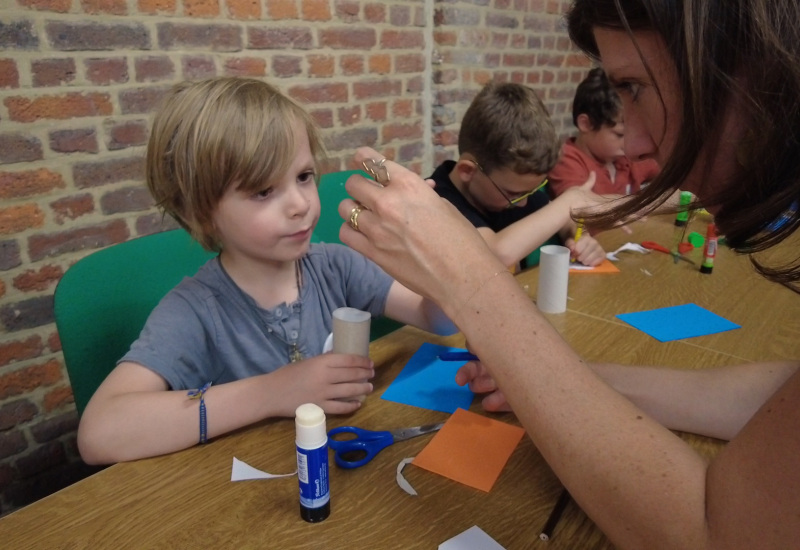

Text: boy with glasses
xmin=429 ymin=81 xmax=606 ymax=270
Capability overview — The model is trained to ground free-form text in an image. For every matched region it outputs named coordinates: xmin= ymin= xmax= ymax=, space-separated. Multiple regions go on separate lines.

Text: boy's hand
xmin=455 ymin=360 xmax=513 ymax=412
xmin=566 ymin=234 xmax=606 ymax=266
xmin=271 ymin=353 xmax=375 ymax=416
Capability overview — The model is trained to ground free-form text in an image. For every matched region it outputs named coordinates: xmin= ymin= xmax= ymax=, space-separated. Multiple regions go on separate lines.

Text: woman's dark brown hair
xmin=567 ymin=0 xmax=800 ymax=288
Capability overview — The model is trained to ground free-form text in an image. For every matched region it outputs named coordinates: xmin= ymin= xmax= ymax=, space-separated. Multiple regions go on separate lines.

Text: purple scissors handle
xmin=327 ymin=423 xmax=443 ymax=469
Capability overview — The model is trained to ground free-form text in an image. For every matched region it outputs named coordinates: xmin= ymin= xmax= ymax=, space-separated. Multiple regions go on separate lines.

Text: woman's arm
xmin=382 ymin=281 xmax=458 ymax=336
xmin=336 ymin=148 xmax=800 ymax=550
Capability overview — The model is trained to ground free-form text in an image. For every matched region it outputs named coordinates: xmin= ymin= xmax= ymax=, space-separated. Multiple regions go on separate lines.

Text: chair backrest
xmin=54 ymin=229 xmax=217 ymax=415
xmin=313 ymin=170 xmax=403 ymax=340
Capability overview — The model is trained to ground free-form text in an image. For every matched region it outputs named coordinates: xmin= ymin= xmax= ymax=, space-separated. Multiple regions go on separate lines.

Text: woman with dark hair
xmin=336 ymin=1 xmax=800 ymax=548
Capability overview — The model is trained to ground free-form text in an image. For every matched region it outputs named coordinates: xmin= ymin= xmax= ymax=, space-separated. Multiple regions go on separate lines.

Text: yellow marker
xmin=571 ymin=220 xmax=584 ymax=263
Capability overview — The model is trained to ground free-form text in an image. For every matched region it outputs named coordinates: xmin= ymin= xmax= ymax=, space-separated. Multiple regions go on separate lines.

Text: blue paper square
xmin=616 ymin=303 xmax=740 ymax=342
xmin=381 ymin=343 xmax=475 ymax=413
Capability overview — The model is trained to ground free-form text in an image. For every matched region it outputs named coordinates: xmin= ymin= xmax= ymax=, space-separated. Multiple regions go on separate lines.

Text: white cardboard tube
xmin=537 ymin=245 xmax=570 ymax=313
xmin=332 ymin=307 xmax=371 ymax=356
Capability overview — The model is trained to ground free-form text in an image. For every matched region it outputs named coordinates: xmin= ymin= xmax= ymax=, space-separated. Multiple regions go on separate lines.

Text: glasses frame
xmin=472 ymin=161 xmax=548 ymax=209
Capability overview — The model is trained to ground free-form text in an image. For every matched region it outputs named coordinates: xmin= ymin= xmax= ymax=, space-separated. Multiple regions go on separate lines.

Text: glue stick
xmin=700 ymin=223 xmax=717 ymax=274
xmin=675 ymin=191 xmax=692 ymax=226
xmin=295 ymin=403 xmax=330 ymax=522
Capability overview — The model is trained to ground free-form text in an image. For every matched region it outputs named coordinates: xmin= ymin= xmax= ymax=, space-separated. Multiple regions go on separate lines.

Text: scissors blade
xmin=389 ymin=422 xmax=444 ymax=442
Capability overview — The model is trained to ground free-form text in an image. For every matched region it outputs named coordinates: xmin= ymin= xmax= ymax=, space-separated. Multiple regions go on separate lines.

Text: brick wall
xmin=0 ymin=0 xmax=589 ymax=515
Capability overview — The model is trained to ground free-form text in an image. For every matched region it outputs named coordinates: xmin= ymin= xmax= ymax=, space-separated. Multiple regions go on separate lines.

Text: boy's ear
xmin=454 ymin=158 xmax=479 ymax=182
xmin=576 ymin=113 xmax=594 ymax=133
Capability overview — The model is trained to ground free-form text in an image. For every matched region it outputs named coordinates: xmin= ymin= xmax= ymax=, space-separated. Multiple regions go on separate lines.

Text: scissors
xmin=327 ymin=423 xmax=444 ymax=469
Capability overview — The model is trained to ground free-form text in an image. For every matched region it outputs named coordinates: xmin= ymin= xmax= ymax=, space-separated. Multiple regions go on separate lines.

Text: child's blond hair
xmin=146 ymin=77 xmax=325 ymax=251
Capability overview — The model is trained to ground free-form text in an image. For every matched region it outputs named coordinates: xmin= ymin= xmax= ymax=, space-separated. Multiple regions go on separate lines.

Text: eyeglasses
xmin=473 ymin=162 xmax=548 ymax=209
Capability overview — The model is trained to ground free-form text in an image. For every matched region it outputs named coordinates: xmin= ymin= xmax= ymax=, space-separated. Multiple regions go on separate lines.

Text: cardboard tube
xmin=332 ymin=307 xmax=371 ymax=356
xmin=537 ymin=245 xmax=570 ymax=313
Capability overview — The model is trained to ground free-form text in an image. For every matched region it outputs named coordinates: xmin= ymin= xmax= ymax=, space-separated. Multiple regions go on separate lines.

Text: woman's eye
xmin=617 ymin=82 xmax=641 ymax=101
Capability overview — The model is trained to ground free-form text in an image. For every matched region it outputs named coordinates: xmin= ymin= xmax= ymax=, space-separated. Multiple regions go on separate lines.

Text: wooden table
xmin=1 ymin=217 xmax=797 ymax=549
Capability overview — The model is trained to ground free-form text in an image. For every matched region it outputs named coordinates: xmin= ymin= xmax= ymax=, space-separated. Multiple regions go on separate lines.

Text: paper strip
xmin=231 ymin=457 xmax=296 ymax=481
xmin=396 ymin=457 xmax=418 ymax=496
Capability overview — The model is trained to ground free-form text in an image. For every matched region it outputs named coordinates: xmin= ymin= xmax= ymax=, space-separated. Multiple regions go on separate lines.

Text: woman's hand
xmin=338 ymin=147 xmax=507 ymax=318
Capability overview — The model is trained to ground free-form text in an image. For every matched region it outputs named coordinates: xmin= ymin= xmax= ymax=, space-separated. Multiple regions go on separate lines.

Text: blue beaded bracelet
xmin=187 ymin=382 xmax=212 ymax=444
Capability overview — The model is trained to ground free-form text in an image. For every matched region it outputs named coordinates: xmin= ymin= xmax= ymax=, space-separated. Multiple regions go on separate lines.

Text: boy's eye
xmin=253 ymin=187 xmax=273 ymax=199
xmin=298 ymin=170 xmax=316 ymax=185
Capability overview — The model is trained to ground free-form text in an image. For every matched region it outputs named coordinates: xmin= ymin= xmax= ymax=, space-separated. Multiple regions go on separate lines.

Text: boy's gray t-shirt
xmin=120 ymin=243 xmax=393 ymax=391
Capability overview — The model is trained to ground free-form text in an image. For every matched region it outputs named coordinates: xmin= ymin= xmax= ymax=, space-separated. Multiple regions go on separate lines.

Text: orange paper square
xmin=569 ymin=258 xmax=620 ymax=274
xmin=412 ymin=408 xmax=525 ymax=492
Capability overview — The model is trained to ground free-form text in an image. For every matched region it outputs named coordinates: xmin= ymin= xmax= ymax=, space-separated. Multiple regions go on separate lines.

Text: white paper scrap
xmin=231 ymin=457 xmax=296 ymax=481
xmin=396 ymin=457 xmax=418 ymax=496
xmin=439 ymin=525 xmax=506 ymax=550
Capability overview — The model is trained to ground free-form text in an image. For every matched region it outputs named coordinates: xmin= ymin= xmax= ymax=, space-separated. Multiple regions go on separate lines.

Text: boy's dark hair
xmin=458 ymin=81 xmax=560 ymax=175
xmin=572 ymin=67 xmax=622 ymax=129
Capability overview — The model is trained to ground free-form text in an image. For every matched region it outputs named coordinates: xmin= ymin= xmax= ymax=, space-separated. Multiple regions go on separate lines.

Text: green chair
xmin=54 ymin=229 xmax=217 ymax=416
xmin=314 ymin=170 xmax=404 ymax=340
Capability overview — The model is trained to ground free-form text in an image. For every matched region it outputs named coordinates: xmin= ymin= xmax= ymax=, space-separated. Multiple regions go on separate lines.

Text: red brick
xmin=289 ymin=83 xmax=348 ymax=104
xmin=222 ymin=57 xmax=265 ymax=77
xmin=27 ymin=218 xmax=129 ymax=262
xmin=100 ymin=186 xmax=154 ymax=214
xmin=0 ymin=335 xmax=44 ymax=367
xmin=156 ymin=23 xmax=241 ymax=51
xmin=382 ymin=121 xmax=423 ymax=142
xmin=47 ymin=331 xmax=61 ymax=353
xmin=0 ymin=59 xmax=20 ymax=89
xmin=247 ymin=27 xmax=313 ymax=50
xmin=0 ymin=169 xmax=64 ymax=200
xmin=5 ymin=93 xmax=113 ymax=123
xmin=0 ymin=240 xmax=22 ymax=271
xmin=319 ymin=28 xmax=376 ymax=49
xmin=395 ymin=53 xmax=424 ymax=73
xmin=105 ymin=120 xmax=148 ymax=150
xmin=0 ymin=295 xmax=55 ymax=331
xmin=0 ymin=279 xmax=5 ymax=298
xmin=307 ymin=55 xmax=334 ymax=78
xmin=389 ymin=5 xmax=411 ymax=26
xmin=0 ymin=204 xmax=45 ymax=235
xmin=184 ymin=0 xmax=219 ymax=16
xmin=0 ymin=134 xmax=44 ymax=164
xmin=226 ymin=0 xmax=260 ymax=19
xmin=181 ymin=55 xmax=216 ymax=79
xmin=0 ymin=399 xmax=38 ymax=431
xmin=17 ymin=0 xmax=71 ymax=12
xmin=134 ymin=55 xmax=174 ymax=82
xmin=366 ymin=102 xmax=387 ymax=122
xmin=72 ymin=156 xmax=144 ymax=189
xmin=46 ymin=21 xmax=149 ymax=50
xmin=266 ymin=0 xmax=297 ymax=18
xmin=271 ymin=56 xmax=301 ymax=77
xmin=337 ymin=106 xmax=361 ymax=126
xmin=334 ymin=1 xmax=359 ymax=21
xmin=301 ymin=0 xmax=331 ymax=21
xmin=340 ymin=55 xmax=364 ymax=76
xmin=49 ymin=128 xmax=99 ymax=154
xmin=364 ymin=3 xmax=385 ymax=23
xmin=30 ymin=411 xmax=78 ymax=443
xmin=43 ymin=386 xmax=74 ymax=413
xmin=391 ymin=99 xmax=414 ymax=118
xmin=84 ymin=57 xmax=129 ymax=86
xmin=0 ymin=359 xmax=63 ymax=399
xmin=15 ymin=441 xmax=66 ymax=478
xmin=13 ymin=265 xmax=63 ymax=292
xmin=353 ymin=79 xmax=401 ymax=100
xmin=326 ymin=127 xmax=378 ymax=152
xmin=119 ymin=85 xmax=170 ymax=114
xmin=368 ymin=54 xmax=391 ymax=75
xmin=0 ymin=430 xmax=27 ymax=460
xmin=50 ymin=193 xmax=96 ymax=224
xmin=137 ymin=0 xmax=176 ymax=14
xmin=80 ymin=0 xmax=127 ymax=14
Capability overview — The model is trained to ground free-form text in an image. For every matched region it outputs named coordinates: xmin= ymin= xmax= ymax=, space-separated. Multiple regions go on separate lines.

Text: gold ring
xmin=349 ymin=205 xmax=364 ymax=232
xmin=362 ymin=157 xmax=390 ymax=186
